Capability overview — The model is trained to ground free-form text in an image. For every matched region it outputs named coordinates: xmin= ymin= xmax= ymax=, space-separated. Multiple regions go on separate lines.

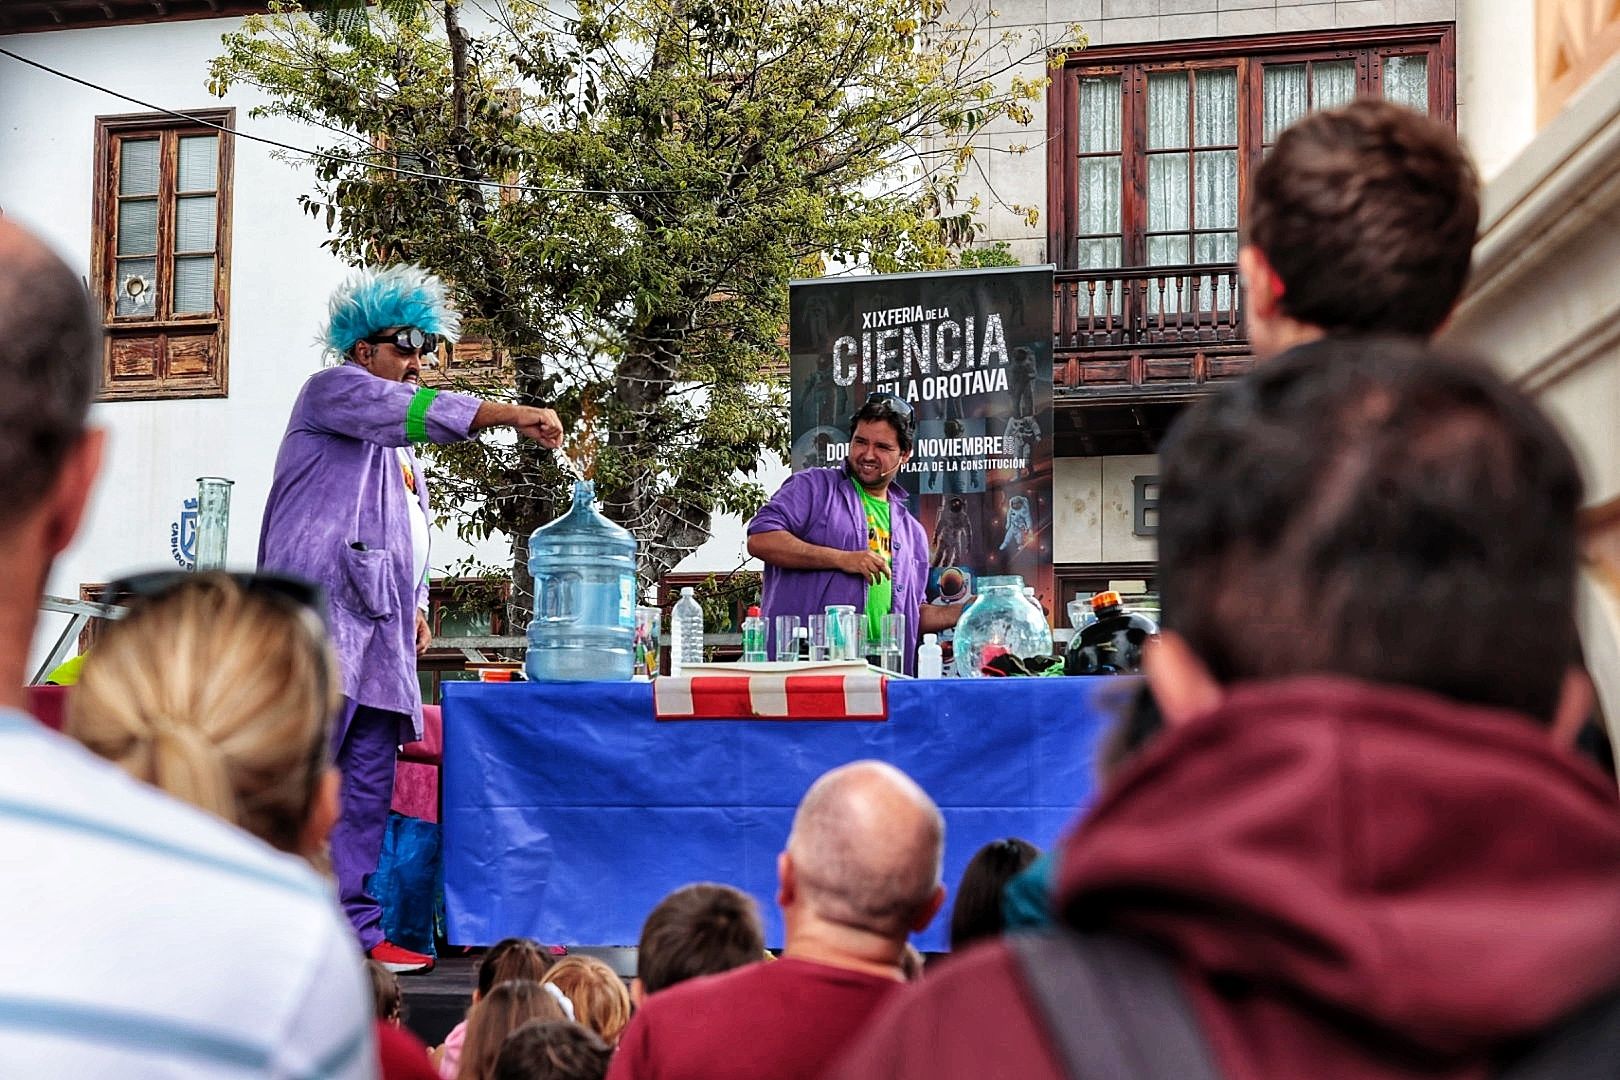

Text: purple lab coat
xmin=258 ymin=362 xmax=481 ymax=738
xmin=746 ymin=465 xmax=929 ymax=675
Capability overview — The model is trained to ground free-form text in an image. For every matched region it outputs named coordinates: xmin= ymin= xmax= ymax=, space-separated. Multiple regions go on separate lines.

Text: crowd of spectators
xmin=7 ymin=96 xmax=1620 ymax=1079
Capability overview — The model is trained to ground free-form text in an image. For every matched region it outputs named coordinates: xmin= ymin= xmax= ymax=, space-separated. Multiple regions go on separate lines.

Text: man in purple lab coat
xmin=747 ymin=393 xmax=962 ymax=676
xmin=259 ymin=265 xmax=562 ymax=973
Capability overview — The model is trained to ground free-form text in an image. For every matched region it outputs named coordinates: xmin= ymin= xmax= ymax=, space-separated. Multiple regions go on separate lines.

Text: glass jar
xmin=953 ymin=575 xmax=1054 ymax=677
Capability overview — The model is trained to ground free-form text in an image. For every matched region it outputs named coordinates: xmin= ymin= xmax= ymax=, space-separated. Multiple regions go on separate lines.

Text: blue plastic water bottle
xmin=525 ymin=480 xmax=638 ymax=681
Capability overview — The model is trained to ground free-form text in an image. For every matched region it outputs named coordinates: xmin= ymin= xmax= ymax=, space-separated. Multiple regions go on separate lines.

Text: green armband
xmin=405 ymin=387 xmax=439 ymax=443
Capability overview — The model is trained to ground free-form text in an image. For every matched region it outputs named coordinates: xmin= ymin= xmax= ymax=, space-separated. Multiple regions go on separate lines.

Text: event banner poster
xmin=788 ymin=266 xmax=1056 ymax=628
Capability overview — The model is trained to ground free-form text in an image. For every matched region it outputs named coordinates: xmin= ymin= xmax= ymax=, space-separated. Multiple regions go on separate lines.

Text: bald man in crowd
xmin=607 ymin=760 xmax=945 ymax=1080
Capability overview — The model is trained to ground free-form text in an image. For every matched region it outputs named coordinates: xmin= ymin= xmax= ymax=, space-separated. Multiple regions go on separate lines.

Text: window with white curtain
xmin=95 ymin=112 xmax=234 ymax=400
xmin=1052 ymin=25 xmax=1455 ymax=275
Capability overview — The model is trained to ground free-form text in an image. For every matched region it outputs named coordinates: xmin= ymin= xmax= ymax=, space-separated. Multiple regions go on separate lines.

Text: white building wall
xmin=0 ymin=17 xmax=503 ymax=668
xmin=1053 ymin=454 xmax=1158 ymax=563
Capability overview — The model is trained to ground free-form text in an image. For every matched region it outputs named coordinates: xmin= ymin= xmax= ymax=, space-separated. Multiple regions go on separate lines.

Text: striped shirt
xmin=0 ymin=709 xmax=376 ymax=1078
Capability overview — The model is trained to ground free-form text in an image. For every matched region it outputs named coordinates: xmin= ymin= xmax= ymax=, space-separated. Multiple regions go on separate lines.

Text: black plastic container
xmin=1064 ymin=591 xmax=1159 ymax=675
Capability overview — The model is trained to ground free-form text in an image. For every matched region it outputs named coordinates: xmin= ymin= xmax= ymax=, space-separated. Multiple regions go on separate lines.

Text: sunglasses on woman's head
xmin=103 ymin=571 xmax=328 ymax=630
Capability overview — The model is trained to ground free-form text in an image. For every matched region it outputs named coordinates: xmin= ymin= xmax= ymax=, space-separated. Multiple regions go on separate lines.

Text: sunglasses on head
xmin=364 ymin=327 xmax=439 ymax=356
xmin=103 ymin=570 xmax=329 ymax=630
xmin=863 ymin=391 xmax=914 ymax=420
xmin=102 ymin=570 xmax=339 ymax=790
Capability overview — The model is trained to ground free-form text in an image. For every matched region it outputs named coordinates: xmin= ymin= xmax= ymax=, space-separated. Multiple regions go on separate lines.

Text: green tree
xmin=211 ymin=0 xmax=1074 ymax=617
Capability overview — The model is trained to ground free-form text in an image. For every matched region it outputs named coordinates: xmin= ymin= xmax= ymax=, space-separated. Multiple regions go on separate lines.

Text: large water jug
xmin=525 ymin=480 xmax=639 ymax=681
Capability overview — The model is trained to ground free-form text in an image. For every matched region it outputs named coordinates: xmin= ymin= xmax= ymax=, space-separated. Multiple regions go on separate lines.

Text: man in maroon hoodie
xmin=829 ymin=339 xmax=1620 ymax=1080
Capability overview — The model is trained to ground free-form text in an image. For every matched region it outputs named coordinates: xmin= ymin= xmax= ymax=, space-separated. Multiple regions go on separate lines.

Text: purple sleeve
xmin=299 ymin=364 xmax=480 ymax=447
xmin=747 ymin=470 xmax=820 ymax=536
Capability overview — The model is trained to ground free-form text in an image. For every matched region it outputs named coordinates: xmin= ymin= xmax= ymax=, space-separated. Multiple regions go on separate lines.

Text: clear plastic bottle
xmin=670 ymin=586 xmax=705 ymax=677
xmin=917 ymin=633 xmax=944 ymax=679
xmin=741 ymin=605 xmax=767 ymax=663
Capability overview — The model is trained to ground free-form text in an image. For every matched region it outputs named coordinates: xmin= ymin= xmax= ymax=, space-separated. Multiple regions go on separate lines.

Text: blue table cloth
xmin=442 ymin=677 xmax=1122 ymax=951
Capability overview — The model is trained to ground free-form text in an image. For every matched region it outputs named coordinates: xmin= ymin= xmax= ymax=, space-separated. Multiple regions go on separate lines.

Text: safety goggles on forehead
xmin=863 ymin=391 xmax=913 ymax=420
xmin=858 ymin=391 xmax=916 ymax=440
xmin=365 ymin=327 xmax=439 ymax=356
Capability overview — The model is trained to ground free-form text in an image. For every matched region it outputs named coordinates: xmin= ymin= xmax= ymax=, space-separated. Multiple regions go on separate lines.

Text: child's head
xmin=478 ymin=938 xmax=557 ymax=1000
xmin=67 ymin=572 xmax=341 ymax=859
xmin=492 ymin=1020 xmax=611 ymax=1080
xmin=948 ymin=837 xmax=1041 ymax=950
xmin=539 ymin=956 xmax=631 ymax=1047
xmin=367 ymin=959 xmax=403 ymax=1025
xmin=635 ymin=883 xmax=765 ymax=1001
xmin=459 ymin=980 xmax=567 ymax=1080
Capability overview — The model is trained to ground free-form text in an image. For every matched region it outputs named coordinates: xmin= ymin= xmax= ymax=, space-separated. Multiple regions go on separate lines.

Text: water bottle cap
xmin=923 ymin=633 xmax=938 ymax=644
xmin=1091 ymin=590 xmax=1122 ymax=611
xmin=681 ymin=586 xmax=695 ymax=596
xmin=747 ymin=605 xmax=761 ymax=617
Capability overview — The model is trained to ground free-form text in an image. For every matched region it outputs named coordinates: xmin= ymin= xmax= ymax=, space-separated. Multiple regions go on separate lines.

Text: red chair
xmin=391 ymin=703 xmax=442 ymax=823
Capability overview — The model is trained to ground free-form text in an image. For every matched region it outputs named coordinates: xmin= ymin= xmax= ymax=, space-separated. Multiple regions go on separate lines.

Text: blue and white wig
xmin=321 ymin=264 xmax=462 ymax=360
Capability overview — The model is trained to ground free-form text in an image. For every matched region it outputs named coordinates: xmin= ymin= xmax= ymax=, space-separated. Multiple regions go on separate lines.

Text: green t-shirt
xmin=853 ymin=478 xmax=893 ymax=647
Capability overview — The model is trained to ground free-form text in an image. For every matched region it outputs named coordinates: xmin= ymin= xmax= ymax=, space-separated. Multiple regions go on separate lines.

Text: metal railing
xmin=1054 ymin=262 xmax=1246 ymax=352
xmin=33 ymin=595 xmax=125 ymax=684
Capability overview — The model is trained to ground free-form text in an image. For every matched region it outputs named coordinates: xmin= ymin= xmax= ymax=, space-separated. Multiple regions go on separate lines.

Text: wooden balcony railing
xmin=1053 ymin=262 xmax=1253 ymax=397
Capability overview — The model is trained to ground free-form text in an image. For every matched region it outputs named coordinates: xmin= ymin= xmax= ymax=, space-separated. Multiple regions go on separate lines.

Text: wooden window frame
xmin=92 ymin=109 xmax=235 ymax=401
xmin=1047 ymin=24 xmax=1457 ymax=272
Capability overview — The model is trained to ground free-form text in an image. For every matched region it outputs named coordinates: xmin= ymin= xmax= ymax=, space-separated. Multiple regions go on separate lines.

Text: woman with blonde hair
xmin=66 ymin=571 xmax=341 ymax=862
xmin=541 ymin=956 xmax=631 ymax=1047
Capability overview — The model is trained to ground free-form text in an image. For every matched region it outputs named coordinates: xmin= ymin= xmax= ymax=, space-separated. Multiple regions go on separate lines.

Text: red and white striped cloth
xmin=654 ymin=665 xmax=888 ymax=720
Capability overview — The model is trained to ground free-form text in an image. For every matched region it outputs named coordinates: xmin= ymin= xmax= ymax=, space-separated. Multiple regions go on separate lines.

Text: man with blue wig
xmin=260 ymin=265 xmax=562 ymax=973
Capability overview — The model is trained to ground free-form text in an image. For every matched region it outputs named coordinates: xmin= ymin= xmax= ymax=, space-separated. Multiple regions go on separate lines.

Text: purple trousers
xmin=331 ymin=697 xmax=407 ymax=951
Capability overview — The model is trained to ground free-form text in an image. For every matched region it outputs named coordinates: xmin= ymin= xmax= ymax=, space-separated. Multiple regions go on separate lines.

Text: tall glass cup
xmin=774 ymin=615 xmax=802 ymax=662
xmin=879 ymin=612 xmax=906 ymax=673
xmin=633 ymin=606 xmax=661 ymax=678
xmin=194 ymin=476 xmax=234 ymax=571
xmin=826 ymin=604 xmax=859 ymax=661
xmin=807 ymin=614 xmax=830 ymax=662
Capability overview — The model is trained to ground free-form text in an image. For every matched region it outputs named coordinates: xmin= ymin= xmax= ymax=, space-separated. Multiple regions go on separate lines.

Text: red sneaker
xmin=368 ymin=940 xmax=435 ymax=974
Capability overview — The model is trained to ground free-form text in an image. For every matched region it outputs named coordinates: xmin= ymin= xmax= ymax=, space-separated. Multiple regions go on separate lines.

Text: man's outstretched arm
xmin=471 ymin=401 xmax=563 ymax=447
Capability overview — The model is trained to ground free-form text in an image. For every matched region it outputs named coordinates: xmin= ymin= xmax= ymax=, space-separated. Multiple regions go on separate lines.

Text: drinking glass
xmin=807 ymin=614 xmax=830 ymax=662
xmin=826 ymin=605 xmax=859 ymax=661
xmin=880 ymin=612 xmax=906 ymax=672
xmin=634 ymin=606 xmax=661 ymax=678
xmin=194 ymin=476 xmax=234 ymax=571
xmin=774 ymin=615 xmax=802 ymax=662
